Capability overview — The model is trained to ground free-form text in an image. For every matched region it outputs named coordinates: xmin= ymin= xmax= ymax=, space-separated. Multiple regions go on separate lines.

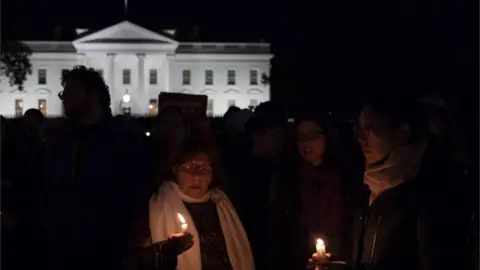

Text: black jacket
xmin=349 ymin=148 xmax=470 ymax=270
xmin=40 ymin=118 xmax=151 ymax=270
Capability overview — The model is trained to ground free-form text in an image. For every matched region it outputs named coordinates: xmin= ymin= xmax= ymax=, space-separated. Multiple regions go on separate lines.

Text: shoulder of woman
xmin=210 ymin=188 xmax=231 ymax=202
xmin=150 ymin=182 xmax=172 ymax=205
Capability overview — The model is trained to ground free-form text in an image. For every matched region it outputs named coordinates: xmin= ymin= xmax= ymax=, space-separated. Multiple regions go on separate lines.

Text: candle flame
xmin=316 ymin=238 xmax=324 ymax=246
xmin=177 ymin=213 xmax=188 ymax=232
xmin=177 ymin=213 xmax=186 ymax=224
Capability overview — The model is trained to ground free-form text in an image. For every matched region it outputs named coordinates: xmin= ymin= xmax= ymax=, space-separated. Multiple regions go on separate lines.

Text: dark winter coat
xmin=349 ymin=148 xmax=470 ymax=270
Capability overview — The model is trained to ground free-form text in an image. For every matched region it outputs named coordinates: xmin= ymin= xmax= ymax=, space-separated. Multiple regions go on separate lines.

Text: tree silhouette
xmin=0 ymin=41 xmax=32 ymax=91
xmin=261 ymin=72 xmax=270 ymax=86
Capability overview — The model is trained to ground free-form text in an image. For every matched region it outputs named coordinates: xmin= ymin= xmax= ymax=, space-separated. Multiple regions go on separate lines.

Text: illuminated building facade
xmin=0 ymin=21 xmax=272 ymax=117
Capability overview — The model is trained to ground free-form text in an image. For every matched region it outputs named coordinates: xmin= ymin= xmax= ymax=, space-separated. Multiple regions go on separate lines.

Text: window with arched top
xmin=35 ymin=88 xmax=52 ymax=95
xmin=200 ymin=88 xmax=218 ymax=95
xmin=180 ymin=89 xmax=193 ymax=94
xmin=38 ymin=99 xmax=47 ymax=115
xmin=224 ymin=88 xmax=240 ymax=94
xmin=15 ymin=99 xmax=23 ymax=117
xmin=247 ymin=88 xmax=264 ymax=95
xmin=149 ymin=99 xmax=158 ymax=116
xmin=207 ymin=99 xmax=214 ymax=116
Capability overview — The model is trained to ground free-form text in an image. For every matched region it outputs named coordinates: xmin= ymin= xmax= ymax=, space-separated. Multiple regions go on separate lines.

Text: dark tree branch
xmin=0 ymin=41 xmax=33 ymax=91
xmin=261 ymin=72 xmax=270 ymax=86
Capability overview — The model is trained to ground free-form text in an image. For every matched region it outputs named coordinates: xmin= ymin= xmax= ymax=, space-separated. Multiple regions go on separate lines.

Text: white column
xmin=137 ymin=53 xmax=145 ymax=93
xmin=106 ymin=53 xmax=116 ymax=114
xmin=83 ymin=55 xmax=90 ymax=67
xmin=165 ymin=54 xmax=174 ymax=92
xmin=77 ymin=53 xmax=85 ymax=66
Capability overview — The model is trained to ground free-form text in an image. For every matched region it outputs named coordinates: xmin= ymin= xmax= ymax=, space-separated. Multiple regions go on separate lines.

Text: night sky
xmin=2 ymin=0 xmax=478 ymax=114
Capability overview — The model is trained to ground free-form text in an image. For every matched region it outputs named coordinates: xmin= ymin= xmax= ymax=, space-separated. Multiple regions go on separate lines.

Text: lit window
xmin=149 ymin=69 xmax=158 ymax=85
xmin=15 ymin=99 xmax=23 ymax=117
xmin=149 ymin=99 xmax=158 ymax=116
xmin=207 ymin=99 xmax=214 ymax=116
xmin=38 ymin=99 xmax=47 ymax=115
xmin=228 ymin=99 xmax=236 ymax=108
xmin=182 ymin=70 xmax=191 ymax=85
xmin=227 ymin=70 xmax=236 ymax=85
xmin=205 ymin=70 xmax=213 ymax=85
xmin=38 ymin=69 xmax=47 ymax=84
xmin=250 ymin=70 xmax=258 ymax=85
xmin=123 ymin=69 xmax=131 ymax=85
xmin=249 ymin=99 xmax=258 ymax=107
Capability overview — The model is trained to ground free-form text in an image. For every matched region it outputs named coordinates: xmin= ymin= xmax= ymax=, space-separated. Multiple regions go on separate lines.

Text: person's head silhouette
xmin=59 ymin=66 xmax=111 ymax=123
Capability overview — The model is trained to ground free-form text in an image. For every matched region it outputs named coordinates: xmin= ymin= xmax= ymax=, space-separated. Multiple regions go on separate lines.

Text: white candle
xmin=177 ymin=213 xmax=188 ymax=232
xmin=316 ymin=238 xmax=326 ymax=256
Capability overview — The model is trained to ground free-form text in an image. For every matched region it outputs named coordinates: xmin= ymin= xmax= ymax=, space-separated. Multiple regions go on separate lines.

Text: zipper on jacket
xmin=369 ymin=216 xmax=383 ymax=264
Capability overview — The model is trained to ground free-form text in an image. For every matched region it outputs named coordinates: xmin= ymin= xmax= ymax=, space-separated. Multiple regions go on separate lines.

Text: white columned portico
xmin=137 ymin=53 xmax=145 ymax=93
xmin=106 ymin=53 xmax=116 ymax=113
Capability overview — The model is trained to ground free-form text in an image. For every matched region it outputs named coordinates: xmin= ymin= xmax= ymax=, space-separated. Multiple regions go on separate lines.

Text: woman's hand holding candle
xmin=164 ymin=213 xmax=194 ymax=255
xmin=166 ymin=232 xmax=194 ymax=255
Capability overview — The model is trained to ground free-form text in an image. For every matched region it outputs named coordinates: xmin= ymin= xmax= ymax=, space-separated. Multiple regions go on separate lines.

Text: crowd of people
xmin=1 ymin=65 xmax=478 ymax=270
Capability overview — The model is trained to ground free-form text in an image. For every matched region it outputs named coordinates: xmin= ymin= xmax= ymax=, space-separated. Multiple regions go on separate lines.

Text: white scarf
xmin=149 ymin=181 xmax=255 ymax=270
xmin=364 ymin=142 xmax=428 ymax=205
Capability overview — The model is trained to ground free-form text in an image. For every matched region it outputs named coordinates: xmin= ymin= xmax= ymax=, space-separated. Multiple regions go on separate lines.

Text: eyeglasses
xmin=296 ymin=130 xmax=325 ymax=142
xmin=179 ymin=163 xmax=213 ymax=176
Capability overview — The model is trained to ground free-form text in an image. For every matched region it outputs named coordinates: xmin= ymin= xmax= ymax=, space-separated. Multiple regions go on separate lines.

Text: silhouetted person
xmin=219 ymin=106 xmax=242 ymax=147
xmin=0 ymin=115 xmax=18 ymax=270
xmin=227 ymin=111 xmax=289 ymax=269
xmin=42 ymin=66 xmax=149 ymax=270
xmin=23 ymin=108 xmax=44 ymax=143
xmin=17 ymin=108 xmax=45 ymax=190
xmin=151 ymin=107 xmax=200 ymax=187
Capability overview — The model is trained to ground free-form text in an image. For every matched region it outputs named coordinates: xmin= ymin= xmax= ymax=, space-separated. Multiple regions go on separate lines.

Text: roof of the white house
xmin=73 ymin=21 xmax=178 ymax=45
xmin=22 ymin=20 xmax=271 ymax=54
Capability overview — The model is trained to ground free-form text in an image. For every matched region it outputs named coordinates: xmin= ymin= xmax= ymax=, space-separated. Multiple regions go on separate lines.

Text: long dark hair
xmin=294 ymin=114 xmax=345 ymax=167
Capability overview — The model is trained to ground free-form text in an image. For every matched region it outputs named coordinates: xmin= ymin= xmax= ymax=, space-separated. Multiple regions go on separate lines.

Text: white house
xmin=0 ymin=21 xmax=273 ymax=117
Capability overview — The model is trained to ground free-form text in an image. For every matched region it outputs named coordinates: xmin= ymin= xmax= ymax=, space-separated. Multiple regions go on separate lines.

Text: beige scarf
xmin=149 ymin=181 xmax=255 ymax=270
xmin=364 ymin=142 xmax=428 ymax=205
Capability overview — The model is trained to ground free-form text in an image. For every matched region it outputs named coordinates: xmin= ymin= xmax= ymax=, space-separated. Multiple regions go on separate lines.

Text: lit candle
xmin=177 ymin=213 xmax=188 ymax=232
xmin=316 ymin=238 xmax=326 ymax=256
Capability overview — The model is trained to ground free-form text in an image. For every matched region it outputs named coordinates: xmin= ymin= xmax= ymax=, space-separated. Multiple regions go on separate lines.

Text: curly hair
xmin=61 ymin=65 xmax=111 ymax=116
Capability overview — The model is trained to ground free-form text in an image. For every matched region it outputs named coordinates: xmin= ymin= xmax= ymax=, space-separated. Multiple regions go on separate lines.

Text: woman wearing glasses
xmin=274 ymin=114 xmax=354 ymax=270
xmin=126 ymin=138 xmax=254 ymax=270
